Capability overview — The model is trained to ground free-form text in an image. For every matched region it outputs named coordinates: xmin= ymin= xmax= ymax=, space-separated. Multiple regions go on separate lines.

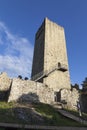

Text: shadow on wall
xmin=0 ymin=90 xmax=9 ymax=101
xmin=17 ymin=92 xmax=40 ymax=103
xmin=0 ymin=80 xmax=13 ymax=102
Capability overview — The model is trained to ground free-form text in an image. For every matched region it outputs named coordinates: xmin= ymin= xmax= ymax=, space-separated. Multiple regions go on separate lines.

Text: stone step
xmin=52 ymin=102 xmax=63 ymax=109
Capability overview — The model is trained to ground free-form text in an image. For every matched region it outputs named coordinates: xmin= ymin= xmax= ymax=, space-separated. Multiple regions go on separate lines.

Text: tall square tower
xmin=31 ymin=18 xmax=71 ymax=91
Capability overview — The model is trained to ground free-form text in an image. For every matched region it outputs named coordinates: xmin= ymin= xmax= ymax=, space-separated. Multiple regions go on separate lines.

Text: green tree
xmin=18 ymin=75 xmax=22 ymax=79
xmin=82 ymin=77 xmax=87 ymax=92
xmin=24 ymin=77 xmax=28 ymax=80
xmin=71 ymin=83 xmax=79 ymax=91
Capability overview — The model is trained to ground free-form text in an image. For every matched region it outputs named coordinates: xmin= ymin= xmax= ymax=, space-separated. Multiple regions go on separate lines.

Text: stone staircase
xmin=52 ymin=102 xmax=87 ymax=125
xmin=52 ymin=102 xmax=63 ymax=109
xmin=57 ymin=109 xmax=87 ymax=125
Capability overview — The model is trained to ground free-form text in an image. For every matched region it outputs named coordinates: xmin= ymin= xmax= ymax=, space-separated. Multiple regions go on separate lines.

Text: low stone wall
xmin=8 ymin=78 xmax=79 ymax=110
xmin=0 ymin=72 xmax=12 ymax=101
xmin=60 ymin=88 xmax=79 ymax=110
xmin=0 ymin=72 xmax=12 ymax=91
xmin=8 ymin=78 xmax=54 ymax=104
xmin=0 ymin=72 xmax=80 ymax=110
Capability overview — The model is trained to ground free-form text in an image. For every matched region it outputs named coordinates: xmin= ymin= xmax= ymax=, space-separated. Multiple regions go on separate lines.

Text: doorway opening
xmin=54 ymin=91 xmax=61 ymax=102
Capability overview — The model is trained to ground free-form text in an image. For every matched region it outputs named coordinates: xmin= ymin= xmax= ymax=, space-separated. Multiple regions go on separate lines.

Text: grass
xmin=64 ymin=108 xmax=87 ymax=120
xmin=0 ymin=101 xmax=24 ymax=124
xmin=0 ymin=101 xmax=86 ymax=127
xmin=33 ymin=103 xmax=85 ymax=126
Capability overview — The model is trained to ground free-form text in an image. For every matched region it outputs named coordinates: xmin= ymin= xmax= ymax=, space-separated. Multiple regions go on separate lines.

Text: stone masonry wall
xmin=0 ymin=72 xmax=12 ymax=101
xmin=44 ymin=70 xmax=70 ymax=91
xmin=8 ymin=78 xmax=54 ymax=104
xmin=31 ymin=21 xmax=45 ymax=78
xmin=0 ymin=72 xmax=80 ymax=111
xmin=60 ymin=88 xmax=79 ymax=110
xmin=43 ymin=18 xmax=71 ymax=90
xmin=0 ymin=72 xmax=12 ymax=91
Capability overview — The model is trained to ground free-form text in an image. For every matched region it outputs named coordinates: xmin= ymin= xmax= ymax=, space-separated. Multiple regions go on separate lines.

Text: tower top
xmin=44 ymin=17 xmax=64 ymax=30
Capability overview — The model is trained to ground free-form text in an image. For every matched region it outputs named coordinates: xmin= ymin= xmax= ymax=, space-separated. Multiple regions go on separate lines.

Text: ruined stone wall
xmin=60 ymin=88 xmax=79 ymax=110
xmin=0 ymin=72 xmax=80 ymax=111
xmin=8 ymin=78 xmax=54 ymax=104
xmin=7 ymin=78 xmax=79 ymax=111
xmin=0 ymin=72 xmax=12 ymax=91
xmin=0 ymin=72 xmax=12 ymax=101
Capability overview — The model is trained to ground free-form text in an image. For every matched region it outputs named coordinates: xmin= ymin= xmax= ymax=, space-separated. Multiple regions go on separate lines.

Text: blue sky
xmin=0 ymin=0 xmax=87 ymax=86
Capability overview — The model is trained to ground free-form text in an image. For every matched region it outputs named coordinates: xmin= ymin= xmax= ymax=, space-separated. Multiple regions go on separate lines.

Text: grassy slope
xmin=0 ymin=102 xmax=23 ymax=123
xmin=64 ymin=108 xmax=87 ymax=121
xmin=0 ymin=101 xmax=86 ymax=126
xmin=34 ymin=103 xmax=85 ymax=126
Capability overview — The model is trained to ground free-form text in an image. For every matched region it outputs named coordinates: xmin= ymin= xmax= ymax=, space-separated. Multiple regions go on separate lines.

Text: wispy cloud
xmin=0 ymin=21 xmax=33 ymax=78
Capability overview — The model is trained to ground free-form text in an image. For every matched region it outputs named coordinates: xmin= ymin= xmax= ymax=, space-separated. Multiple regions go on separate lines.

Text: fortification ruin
xmin=31 ymin=18 xmax=71 ymax=91
xmin=0 ymin=18 xmax=80 ymax=110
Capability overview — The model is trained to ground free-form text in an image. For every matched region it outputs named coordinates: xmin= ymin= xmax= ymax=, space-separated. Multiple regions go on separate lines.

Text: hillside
xmin=0 ymin=101 xmax=85 ymax=127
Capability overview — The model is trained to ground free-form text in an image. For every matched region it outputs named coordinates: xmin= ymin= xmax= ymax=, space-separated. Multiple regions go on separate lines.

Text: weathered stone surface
xmin=8 ymin=78 xmax=79 ymax=110
xmin=60 ymin=88 xmax=79 ymax=110
xmin=0 ymin=72 xmax=12 ymax=91
xmin=31 ymin=18 xmax=71 ymax=90
xmin=0 ymin=18 xmax=81 ymax=111
xmin=8 ymin=78 xmax=54 ymax=104
xmin=43 ymin=18 xmax=71 ymax=90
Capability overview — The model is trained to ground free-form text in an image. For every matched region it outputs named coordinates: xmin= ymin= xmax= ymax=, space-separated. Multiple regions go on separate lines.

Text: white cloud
xmin=0 ymin=21 xmax=33 ymax=78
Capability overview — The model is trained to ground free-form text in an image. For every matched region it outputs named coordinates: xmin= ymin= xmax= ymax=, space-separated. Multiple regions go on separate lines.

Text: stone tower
xmin=31 ymin=18 xmax=71 ymax=91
